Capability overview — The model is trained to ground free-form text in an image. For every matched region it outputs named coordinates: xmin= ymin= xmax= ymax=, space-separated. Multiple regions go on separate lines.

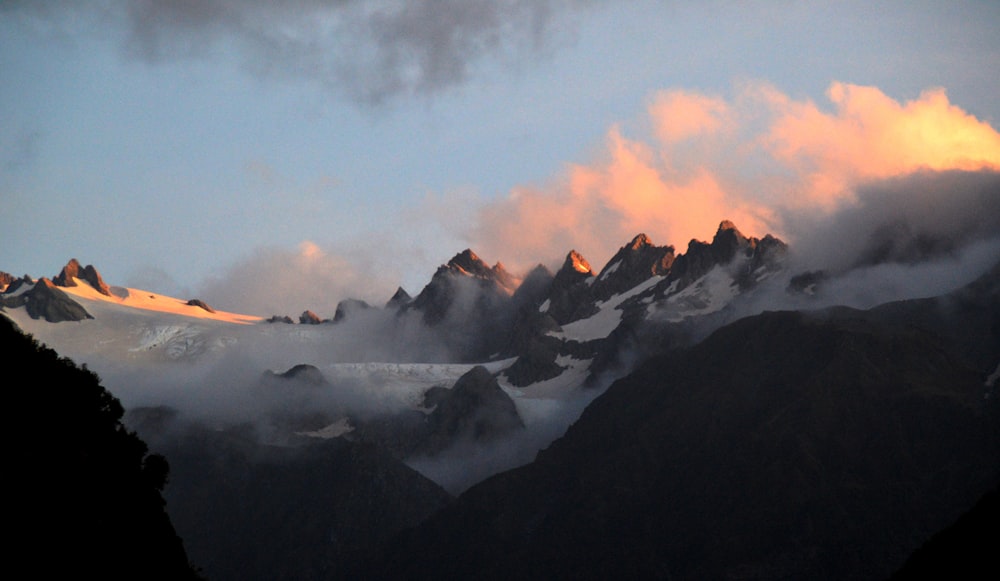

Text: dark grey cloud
xmin=785 ymin=169 xmax=1000 ymax=275
xmin=9 ymin=0 xmax=591 ymax=105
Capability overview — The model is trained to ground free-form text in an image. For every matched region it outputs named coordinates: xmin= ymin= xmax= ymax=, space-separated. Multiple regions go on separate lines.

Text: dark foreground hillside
xmin=369 ymin=291 xmax=1000 ymax=579
xmin=2 ymin=314 xmax=201 ymax=580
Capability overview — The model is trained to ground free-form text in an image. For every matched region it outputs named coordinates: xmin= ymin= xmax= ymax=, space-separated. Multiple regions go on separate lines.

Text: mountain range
xmin=3 ymin=218 xmax=998 ymax=580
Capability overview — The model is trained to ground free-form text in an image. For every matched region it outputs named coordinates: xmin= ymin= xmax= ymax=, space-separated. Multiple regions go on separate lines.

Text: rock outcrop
xmin=333 ymin=298 xmax=372 ymax=323
xmin=53 ymin=258 xmax=112 ymax=296
xmin=1 ymin=278 xmax=92 ymax=322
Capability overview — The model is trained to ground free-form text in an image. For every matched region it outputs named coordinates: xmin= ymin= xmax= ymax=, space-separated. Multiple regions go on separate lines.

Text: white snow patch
xmin=648 ymin=266 xmax=738 ymax=322
xmin=599 ymin=259 xmax=622 ymax=281
xmin=538 ymin=298 xmax=551 ymax=313
xmin=496 ymin=355 xmax=598 ymax=443
xmin=3 ymin=280 xmax=34 ymax=297
xmin=550 ymin=275 xmax=664 ymax=341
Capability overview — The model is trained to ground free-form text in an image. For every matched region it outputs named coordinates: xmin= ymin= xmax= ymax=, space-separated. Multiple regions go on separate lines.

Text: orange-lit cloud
xmin=649 ymin=90 xmax=732 ymax=144
xmin=470 ymin=81 xmax=1000 ymax=272
xmin=763 ymin=82 xmax=1000 ymax=205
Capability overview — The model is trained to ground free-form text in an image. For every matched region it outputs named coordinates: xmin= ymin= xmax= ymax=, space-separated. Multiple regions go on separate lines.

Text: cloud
xmin=785 ymin=169 xmax=1000 ymax=274
xmin=465 ymin=81 xmax=1000 ymax=273
xmin=762 ymin=82 xmax=1000 ymax=205
xmin=10 ymin=0 xmax=589 ymax=105
xmin=197 ymin=240 xmax=397 ymax=317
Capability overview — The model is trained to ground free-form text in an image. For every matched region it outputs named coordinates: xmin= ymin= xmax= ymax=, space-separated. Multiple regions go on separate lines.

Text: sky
xmin=3 ymin=1 xmax=1000 ymax=317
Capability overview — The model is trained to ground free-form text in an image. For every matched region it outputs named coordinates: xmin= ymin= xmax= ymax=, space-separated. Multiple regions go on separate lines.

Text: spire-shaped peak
xmin=447 ymin=249 xmax=492 ymax=277
xmin=711 ymin=220 xmax=749 ymax=251
xmin=563 ymin=250 xmax=593 ymax=275
xmin=627 ymin=233 xmax=654 ymax=250
xmin=53 ymin=259 xmax=83 ymax=286
xmin=716 ymin=220 xmax=742 ymax=237
xmin=386 ymin=286 xmax=413 ymax=309
xmin=53 ymin=258 xmax=111 ymax=296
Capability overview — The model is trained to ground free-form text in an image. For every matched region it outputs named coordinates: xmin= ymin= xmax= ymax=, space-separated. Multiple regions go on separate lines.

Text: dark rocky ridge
xmin=369 ymin=275 xmax=1000 ymax=579
xmin=350 ymin=365 xmax=525 ymax=459
xmin=53 ymin=258 xmax=112 ymax=296
xmin=588 ymin=233 xmax=675 ymax=302
xmin=299 ymin=309 xmax=324 ymax=324
xmin=499 ymin=220 xmax=788 ymax=386
xmin=263 ymin=363 xmax=328 ymax=386
xmin=1 ymin=277 xmax=93 ymax=322
xmin=126 ymin=411 xmax=453 ymax=581
xmin=419 ymin=365 xmax=524 ymax=454
xmin=385 ymin=286 xmax=412 ymax=309
xmin=405 ymin=249 xmax=521 ymax=360
xmin=185 ymin=299 xmax=215 ymax=313
xmin=333 ymin=298 xmax=372 ymax=322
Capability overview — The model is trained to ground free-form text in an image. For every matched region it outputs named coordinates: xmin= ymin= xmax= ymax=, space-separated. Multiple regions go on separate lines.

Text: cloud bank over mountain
xmin=467 ymin=82 xmax=1000 ymax=275
xmin=173 ymin=80 xmax=1000 ymax=318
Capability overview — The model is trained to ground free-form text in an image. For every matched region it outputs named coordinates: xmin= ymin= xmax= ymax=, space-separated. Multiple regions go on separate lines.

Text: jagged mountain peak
xmin=299 ymin=310 xmax=324 ymax=325
xmin=386 ymin=286 xmax=413 ymax=309
xmin=626 ymin=233 xmax=655 ymax=250
xmin=53 ymin=258 xmax=112 ymax=296
xmin=446 ymin=249 xmax=492 ymax=277
xmin=334 ymin=298 xmax=372 ymax=322
xmin=588 ymin=233 xmax=676 ymax=302
xmin=561 ymin=250 xmax=593 ymax=276
xmin=491 ymin=261 xmax=519 ymax=292
xmin=436 ymin=249 xmax=516 ymax=292
xmin=1 ymin=277 xmax=93 ymax=322
xmin=0 ymin=270 xmax=14 ymax=291
xmin=716 ymin=219 xmax=740 ymax=235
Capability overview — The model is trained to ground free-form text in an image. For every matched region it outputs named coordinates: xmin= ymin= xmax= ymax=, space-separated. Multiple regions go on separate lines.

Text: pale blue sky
xmin=2 ymin=1 xmax=999 ymax=313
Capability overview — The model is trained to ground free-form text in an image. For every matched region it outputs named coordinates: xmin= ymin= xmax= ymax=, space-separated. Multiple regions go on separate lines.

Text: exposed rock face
xmin=511 ymin=264 xmax=554 ymax=310
xmin=589 ymin=233 xmax=676 ymax=302
xmin=544 ymin=250 xmax=595 ymax=325
xmin=266 ymin=315 xmax=294 ymax=324
xmin=263 ymin=363 xmax=328 ymax=386
xmin=185 ymin=299 xmax=215 ymax=313
xmin=371 ymin=296 xmax=1000 ymax=581
xmin=53 ymin=258 xmax=112 ymax=296
xmin=0 ymin=270 xmax=14 ymax=291
xmin=500 ymin=337 xmax=565 ymax=387
xmin=299 ymin=310 xmax=324 ymax=325
xmin=420 ymin=365 xmax=524 ymax=454
xmin=1 ymin=275 xmax=32 ymax=296
xmin=351 ymin=366 xmax=525 ymax=459
xmin=385 ymin=287 xmax=413 ymax=309
xmin=333 ymin=298 xmax=372 ymax=323
xmin=668 ymin=220 xmax=786 ymax=289
xmin=410 ymin=249 xmax=517 ymax=325
xmin=407 ymin=249 xmax=521 ymax=360
xmin=1 ymin=278 xmax=93 ymax=322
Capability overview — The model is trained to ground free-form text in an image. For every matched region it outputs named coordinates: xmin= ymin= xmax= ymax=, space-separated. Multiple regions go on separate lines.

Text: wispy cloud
xmin=7 ymin=0 xmax=590 ymax=105
xmin=197 ymin=240 xmax=397 ymax=317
